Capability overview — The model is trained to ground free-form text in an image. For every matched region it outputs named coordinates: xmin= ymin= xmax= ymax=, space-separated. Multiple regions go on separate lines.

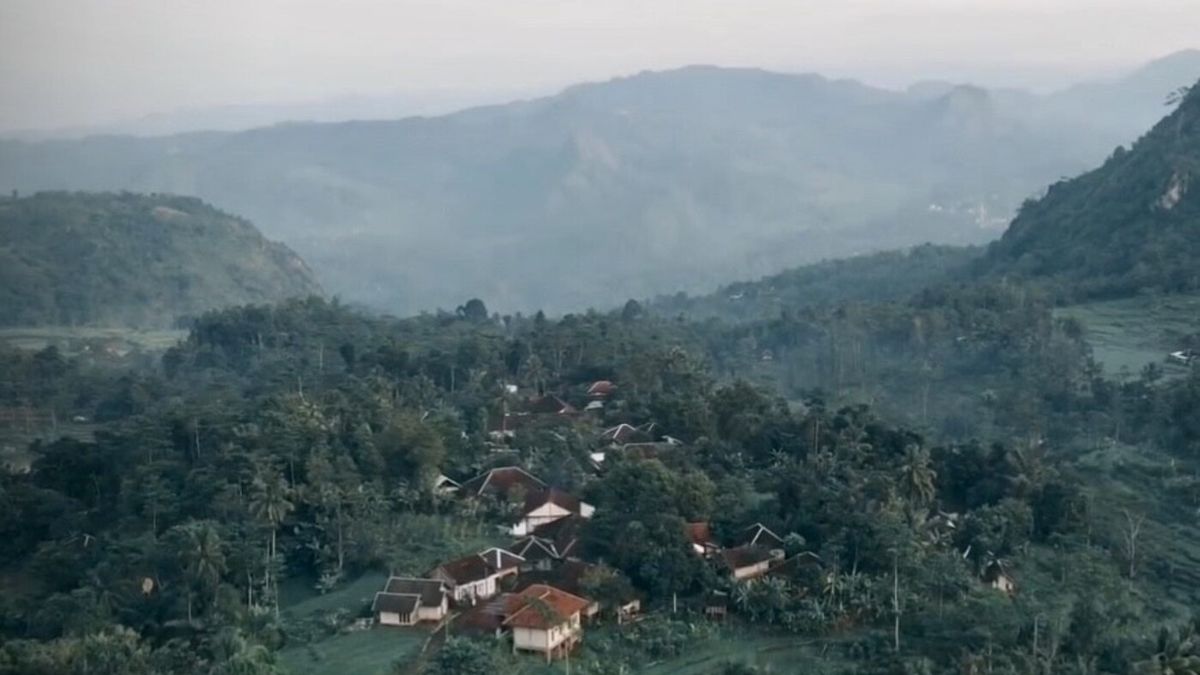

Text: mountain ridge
xmin=0 ymin=191 xmax=323 ymax=327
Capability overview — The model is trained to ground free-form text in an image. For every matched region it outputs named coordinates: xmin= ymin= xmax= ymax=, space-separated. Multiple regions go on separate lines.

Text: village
xmin=359 ymin=380 xmax=1017 ymax=665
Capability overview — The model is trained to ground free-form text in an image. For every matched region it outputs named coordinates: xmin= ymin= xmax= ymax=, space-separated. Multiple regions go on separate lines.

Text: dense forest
xmin=1 ymin=269 xmax=1200 ymax=674
xmin=0 ymin=192 xmax=322 ymax=327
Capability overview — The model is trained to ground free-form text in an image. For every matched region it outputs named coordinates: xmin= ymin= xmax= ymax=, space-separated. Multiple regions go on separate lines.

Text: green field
xmin=1054 ymin=293 xmax=1200 ymax=376
xmin=278 ymin=572 xmax=428 ymax=675
xmin=0 ymin=326 xmax=186 ymax=354
xmin=638 ymin=631 xmax=845 ymax=674
xmin=279 ymin=627 xmax=428 ymax=675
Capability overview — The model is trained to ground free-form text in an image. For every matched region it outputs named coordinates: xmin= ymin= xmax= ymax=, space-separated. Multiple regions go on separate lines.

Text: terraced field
xmin=1054 ymin=293 xmax=1200 ymax=376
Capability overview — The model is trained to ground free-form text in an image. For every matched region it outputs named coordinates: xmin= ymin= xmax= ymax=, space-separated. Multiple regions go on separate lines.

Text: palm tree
xmin=1138 ymin=620 xmax=1200 ymax=675
xmin=249 ymin=469 xmax=293 ymax=616
xmin=899 ymin=445 xmax=937 ymax=509
xmin=180 ymin=521 xmax=225 ymax=622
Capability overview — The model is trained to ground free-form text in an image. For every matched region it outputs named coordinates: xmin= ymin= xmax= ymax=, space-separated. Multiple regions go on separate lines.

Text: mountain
xmin=0 ymin=192 xmax=323 ymax=327
xmin=978 ymin=81 xmax=1200 ymax=299
xmin=1040 ymin=49 xmax=1200 ymax=142
xmin=0 ymin=59 xmax=1196 ymax=315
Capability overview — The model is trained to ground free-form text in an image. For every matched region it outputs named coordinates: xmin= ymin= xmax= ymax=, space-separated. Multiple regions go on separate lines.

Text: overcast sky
xmin=1 ymin=0 xmax=1198 ymax=132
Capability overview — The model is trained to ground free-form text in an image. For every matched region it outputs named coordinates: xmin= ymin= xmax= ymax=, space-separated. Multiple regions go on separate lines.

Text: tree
xmin=457 ymin=299 xmax=489 ymax=323
xmin=248 ymin=469 xmax=293 ymax=615
xmin=176 ymin=521 xmax=226 ymax=622
xmin=899 ymin=445 xmax=937 ymax=510
xmin=418 ymin=638 xmax=496 ymax=675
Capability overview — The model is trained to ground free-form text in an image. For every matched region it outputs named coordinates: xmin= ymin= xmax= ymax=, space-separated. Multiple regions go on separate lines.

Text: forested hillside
xmin=0 ymin=192 xmax=322 ymax=327
xmin=3 ymin=62 xmax=1191 ymax=315
xmin=978 ymin=82 xmax=1200 ymax=300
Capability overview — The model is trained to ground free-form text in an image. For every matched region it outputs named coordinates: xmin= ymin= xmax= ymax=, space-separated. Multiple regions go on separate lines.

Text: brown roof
xmin=433 ymin=548 xmax=524 ymax=585
xmin=383 ymin=577 xmax=446 ymax=607
xmin=741 ymin=523 xmax=785 ymax=549
xmin=523 ymin=487 xmax=583 ymax=514
xmin=510 ymin=560 xmax=599 ymax=599
xmin=685 ymin=521 xmax=714 ymax=546
xmin=454 ymin=593 xmax=512 ymax=635
xmin=372 ymin=592 xmax=420 ymax=615
xmin=531 ymin=515 xmax=585 ymax=558
xmin=721 ymin=545 xmax=775 ymax=571
xmin=509 ymin=536 xmax=561 ymax=562
xmin=524 ymin=395 xmax=577 ymax=415
xmin=460 ymin=466 xmax=546 ymax=498
xmin=503 ymin=584 xmax=591 ymax=629
xmin=600 ymin=424 xmax=649 ymax=445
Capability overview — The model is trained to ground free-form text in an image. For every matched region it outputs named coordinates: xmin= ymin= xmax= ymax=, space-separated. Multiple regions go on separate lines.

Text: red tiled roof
xmin=503 ymin=584 xmax=591 ymax=629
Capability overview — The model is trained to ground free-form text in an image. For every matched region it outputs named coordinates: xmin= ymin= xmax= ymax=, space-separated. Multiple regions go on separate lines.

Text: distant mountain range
xmin=0 ymin=51 xmax=1197 ymax=315
xmin=0 ymin=192 xmax=322 ymax=327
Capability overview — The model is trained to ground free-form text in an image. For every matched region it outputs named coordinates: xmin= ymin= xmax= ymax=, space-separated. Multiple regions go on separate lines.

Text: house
xmin=524 ymin=394 xmax=577 ymax=415
xmin=453 ymin=593 xmax=512 ymax=637
xmin=430 ymin=547 xmax=524 ymax=605
xmin=599 ymin=423 xmax=644 ymax=445
xmin=508 ymin=536 xmax=562 ymax=571
xmin=586 ymin=380 xmax=616 ymax=400
xmin=372 ymin=577 xmax=448 ymax=626
xmin=704 ymin=590 xmax=729 ymax=620
xmin=460 ymin=466 xmax=546 ymax=501
xmin=433 ymin=474 xmax=460 ymax=495
xmin=504 ymin=584 xmax=591 ymax=662
xmin=739 ymin=523 xmax=785 ymax=552
xmin=508 ymin=560 xmax=604 ymax=621
xmin=765 ymin=551 xmax=822 ymax=584
xmin=1170 ymin=350 xmax=1198 ymax=365
xmin=530 ymin=514 xmax=585 ymax=560
xmin=982 ymin=560 xmax=1015 ymax=596
xmin=721 ymin=545 xmax=780 ymax=581
xmin=685 ymin=521 xmax=720 ymax=557
xmin=510 ymin=487 xmax=595 ymax=536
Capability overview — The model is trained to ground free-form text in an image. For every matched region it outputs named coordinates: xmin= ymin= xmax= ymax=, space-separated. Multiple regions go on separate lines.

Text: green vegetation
xmin=1054 ymin=293 xmax=1200 ymax=375
xmin=0 ymin=192 xmax=322 ymax=327
xmin=978 ymin=83 xmax=1200 ymax=301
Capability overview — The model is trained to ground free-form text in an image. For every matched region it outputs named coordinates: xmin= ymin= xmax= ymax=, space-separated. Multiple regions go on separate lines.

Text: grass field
xmin=637 ymin=631 xmax=846 ymax=674
xmin=1055 ymin=293 xmax=1200 ymax=376
xmin=0 ymin=326 xmax=186 ymax=354
xmin=279 ymin=627 xmax=428 ymax=675
xmin=278 ymin=571 xmax=428 ymax=675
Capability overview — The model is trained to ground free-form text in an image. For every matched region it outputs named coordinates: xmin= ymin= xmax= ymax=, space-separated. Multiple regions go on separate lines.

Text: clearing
xmin=1054 ymin=293 xmax=1200 ymax=376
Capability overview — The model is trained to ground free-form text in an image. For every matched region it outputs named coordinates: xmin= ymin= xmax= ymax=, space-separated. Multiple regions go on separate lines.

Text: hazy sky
xmin=1 ymin=0 xmax=1198 ymax=131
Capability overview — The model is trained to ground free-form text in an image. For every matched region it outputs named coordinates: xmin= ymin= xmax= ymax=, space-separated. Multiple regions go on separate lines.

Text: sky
xmin=1 ymin=0 xmax=1198 ymax=132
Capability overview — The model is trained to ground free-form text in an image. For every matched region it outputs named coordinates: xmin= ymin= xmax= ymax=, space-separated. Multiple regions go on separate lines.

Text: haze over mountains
xmin=0 ymin=50 xmax=1197 ymax=316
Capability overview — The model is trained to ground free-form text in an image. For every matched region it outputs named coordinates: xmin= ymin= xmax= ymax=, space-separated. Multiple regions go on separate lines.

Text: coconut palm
xmin=248 ymin=469 xmax=293 ymax=615
xmin=899 ymin=445 xmax=937 ymax=509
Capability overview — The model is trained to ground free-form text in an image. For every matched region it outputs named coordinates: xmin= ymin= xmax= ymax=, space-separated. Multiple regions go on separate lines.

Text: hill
xmin=0 ymin=192 xmax=322 ymax=327
xmin=977 ymin=81 xmax=1200 ymax=299
xmin=4 ymin=63 xmax=1192 ymax=316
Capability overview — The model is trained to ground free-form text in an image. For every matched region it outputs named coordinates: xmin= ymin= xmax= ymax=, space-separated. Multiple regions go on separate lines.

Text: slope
xmin=0 ymin=191 xmax=323 ymax=327
xmin=978 ymin=81 xmax=1200 ymax=300
xmin=0 ymin=66 xmax=1116 ymax=315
